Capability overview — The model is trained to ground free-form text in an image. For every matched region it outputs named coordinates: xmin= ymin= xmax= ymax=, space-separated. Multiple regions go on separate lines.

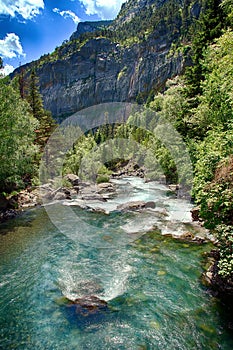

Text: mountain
xmin=12 ymin=0 xmax=202 ymax=118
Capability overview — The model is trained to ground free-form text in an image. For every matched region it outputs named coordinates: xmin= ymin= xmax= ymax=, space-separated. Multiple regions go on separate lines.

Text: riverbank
xmin=0 ymin=187 xmax=42 ymax=223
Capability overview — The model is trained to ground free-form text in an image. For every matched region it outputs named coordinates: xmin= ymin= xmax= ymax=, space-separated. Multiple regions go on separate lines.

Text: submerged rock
xmin=0 ymin=209 xmax=19 ymax=223
xmin=66 ymin=295 xmax=108 ymax=317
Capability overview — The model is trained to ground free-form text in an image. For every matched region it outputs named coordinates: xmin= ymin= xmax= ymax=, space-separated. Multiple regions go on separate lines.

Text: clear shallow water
xmin=0 ymin=178 xmax=233 ymax=349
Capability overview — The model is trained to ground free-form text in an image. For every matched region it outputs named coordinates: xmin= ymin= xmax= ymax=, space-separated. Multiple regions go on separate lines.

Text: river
xmin=0 ymin=177 xmax=232 ymax=349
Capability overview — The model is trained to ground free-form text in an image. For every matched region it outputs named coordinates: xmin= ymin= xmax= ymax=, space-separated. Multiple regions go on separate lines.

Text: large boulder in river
xmin=67 ymin=295 xmax=108 ymax=317
xmin=117 ymin=200 xmax=156 ymax=211
xmin=97 ymin=182 xmax=116 ymax=194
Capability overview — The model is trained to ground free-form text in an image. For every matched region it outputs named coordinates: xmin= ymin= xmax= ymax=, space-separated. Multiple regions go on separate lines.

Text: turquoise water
xmin=0 ymin=178 xmax=233 ymax=349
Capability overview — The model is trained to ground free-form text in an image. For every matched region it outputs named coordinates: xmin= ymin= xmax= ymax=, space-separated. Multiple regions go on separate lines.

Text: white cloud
xmin=53 ymin=8 xmax=81 ymax=24
xmin=0 ymin=64 xmax=15 ymax=76
xmin=0 ymin=33 xmax=25 ymax=59
xmin=0 ymin=0 xmax=44 ymax=20
xmin=79 ymin=0 xmax=126 ymax=19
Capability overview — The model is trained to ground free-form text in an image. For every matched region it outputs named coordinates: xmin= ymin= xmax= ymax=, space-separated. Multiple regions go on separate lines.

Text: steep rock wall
xmin=38 ymin=36 xmax=184 ymax=117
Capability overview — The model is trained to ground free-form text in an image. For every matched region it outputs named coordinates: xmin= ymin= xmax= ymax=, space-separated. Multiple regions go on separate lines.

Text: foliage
xmin=221 ymin=0 xmax=233 ymax=25
xmin=16 ymin=69 xmax=56 ymax=151
xmin=215 ymin=225 xmax=233 ymax=278
xmin=184 ymin=0 xmax=227 ymax=96
xmin=192 ymin=125 xmax=233 ymax=202
xmin=0 ymin=78 xmax=39 ymax=192
xmin=190 ymin=30 xmax=233 ymax=136
xmin=96 ymin=174 xmax=110 ymax=184
xmin=149 ymin=77 xmax=192 ymax=137
xmin=63 ymin=134 xmax=97 ymax=177
xmin=27 ymin=69 xmax=44 ymax=120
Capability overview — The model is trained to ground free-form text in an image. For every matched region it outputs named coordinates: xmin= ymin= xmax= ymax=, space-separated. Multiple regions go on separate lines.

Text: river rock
xmin=88 ymin=207 xmax=108 ymax=215
xmin=117 ymin=201 xmax=146 ymax=211
xmin=80 ymin=185 xmax=97 ymax=194
xmin=97 ymin=182 xmax=116 ymax=194
xmin=145 ymin=201 xmax=156 ymax=209
xmin=78 ymin=181 xmax=92 ymax=188
xmin=81 ymin=194 xmax=107 ymax=202
xmin=73 ymin=185 xmax=79 ymax=193
xmin=0 ymin=209 xmax=19 ymax=223
xmin=64 ymin=174 xmax=79 ymax=186
xmin=192 ymin=236 xmax=206 ymax=244
xmin=178 ymin=231 xmax=206 ymax=244
xmin=202 ymin=265 xmax=214 ymax=287
xmin=168 ymin=184 xmax=179 ymax=192
xmin=117 ymin=200 xmax=156 ymax=211
xmin=39 ymin=184 xmax=54 ymax=200
xmin=67 ymin=296 xmax=108 ymax=316
xmin=16 ymin=189 xmax=42 ymax=208
xmin=53 ymin=192 xmax=67 ymax=200
xmin=180 ymin=231 xmax=195 ymax=240
xmin=191 ymin=206 xmax=201 ymax=221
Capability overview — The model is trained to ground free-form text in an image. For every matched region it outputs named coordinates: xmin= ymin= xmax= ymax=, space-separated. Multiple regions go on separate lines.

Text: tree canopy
xmin=0 ymin=78 xmax=39 ymax=192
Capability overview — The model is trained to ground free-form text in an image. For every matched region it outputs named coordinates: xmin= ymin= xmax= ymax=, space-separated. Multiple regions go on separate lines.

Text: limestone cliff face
xmin=113 ymin=0 xmax=166 ymax=28
xmin=13 ymin=0 xmax=201 ymax=117
xmin=70 ymin=21 xmax=112 ymax=41
xmin=37 ymin=35 xmax=183 ymax=117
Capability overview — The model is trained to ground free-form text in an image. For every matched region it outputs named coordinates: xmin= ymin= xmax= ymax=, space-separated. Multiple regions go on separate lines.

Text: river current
xmin=0 ymin=177 xmax=232 ymax=349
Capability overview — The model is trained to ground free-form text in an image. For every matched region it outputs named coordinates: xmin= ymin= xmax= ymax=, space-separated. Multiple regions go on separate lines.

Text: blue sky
xmin=0 ymin=0 xmax=126 ymax=75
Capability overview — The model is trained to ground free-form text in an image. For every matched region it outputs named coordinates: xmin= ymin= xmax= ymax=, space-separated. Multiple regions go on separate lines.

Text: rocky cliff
xmin=13 ymin=0 xmax=201 ymax=118
xmin=37 ymin=36 xmax=183 ymax=117
xmin=70 ymin=21 xmax=112 ymax=41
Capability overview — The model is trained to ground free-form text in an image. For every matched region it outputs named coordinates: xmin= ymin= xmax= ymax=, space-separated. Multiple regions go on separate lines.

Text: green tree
xmin=185 ymin=0 xmax=227 ymax=96
xmin=27 ymin=69 xmax=44 ymax=120
xmin=192 ymin=30 xmax=233 ymax=133
xmin=221 ymin=0 xmax=233 ymax=26
xmin=18 ymin=67 xmax=28 ymax=99
xmin=26 ymin=69 xmax=56 ymax=150
xmin=0 ymin=78 xmax=39 ymax=192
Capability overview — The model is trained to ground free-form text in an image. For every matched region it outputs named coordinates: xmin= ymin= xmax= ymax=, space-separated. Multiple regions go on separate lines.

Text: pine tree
xmin=26 ymin=69 xmax=56 ymax=150
xmin=27 ymin=69 xmax=44 ymax=120
xmin=18 ymin=67 xmax=28 ymax=99
xmin=185 ymin=0 xmax=227 ymax=97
